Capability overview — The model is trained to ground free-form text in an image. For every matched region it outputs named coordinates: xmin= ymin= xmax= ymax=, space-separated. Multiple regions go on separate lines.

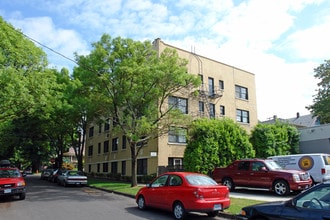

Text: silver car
xmin=57 ymin=170 xmax=87 ymax=187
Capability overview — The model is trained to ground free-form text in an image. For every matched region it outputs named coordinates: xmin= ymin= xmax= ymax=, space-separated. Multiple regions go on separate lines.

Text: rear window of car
xmin=186 ymin=175 xmax=218 ymax=186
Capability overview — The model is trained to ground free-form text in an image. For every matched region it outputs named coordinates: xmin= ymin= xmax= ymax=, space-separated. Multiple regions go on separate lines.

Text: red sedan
xmin=135 ymin=172 xmax=230 ymax=220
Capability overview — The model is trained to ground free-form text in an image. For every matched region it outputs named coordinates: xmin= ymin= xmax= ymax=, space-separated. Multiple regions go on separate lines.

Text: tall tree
xmin=184 ymin=118 xmax=255 ymax=174
xmin=250 ymin=121 xmax=300 ymax=158
xmin=74 ymin=35 xmax=200 ymax=186
xmin=0 ymin=16 xmax=48 ymax=123
xmin=307 ymin=60 xmax=330 ymax=123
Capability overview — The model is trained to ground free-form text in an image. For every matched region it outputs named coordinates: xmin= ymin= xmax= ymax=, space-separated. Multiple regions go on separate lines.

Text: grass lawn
xmin=88 ymin=178 xmax=264 ymax=215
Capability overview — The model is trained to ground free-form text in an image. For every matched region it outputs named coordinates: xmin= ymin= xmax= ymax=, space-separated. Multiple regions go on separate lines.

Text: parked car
xmin=237 ymin=181 xmax=330 ymax=220
xmin=48 ymin=169 xmax=65 ymax=183
xmin=212 ymin=158 xmax=312 ymax=196
xmin=57 ymin=170 xmax=87 ymax=187
xmin=135 ymin=172 xmax=230 ymax=220
xmin=40 ymin=168 xmax=54 ymax=180
xmin=23 ymin=167 xmax=32 ymax=175
xmin=269 ymin=153 xmax=330 ymax=184
xmin=0 ymin=167 xmax=26 ymax=200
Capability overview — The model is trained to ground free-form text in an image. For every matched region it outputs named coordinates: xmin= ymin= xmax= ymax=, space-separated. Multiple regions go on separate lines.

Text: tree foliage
xmin=74 ymin=34 xmax=200 ymax=186
xmin=184 ymin=118 xmax=255 ymax=174
xmin=250 ymin=121 xmax=300 ymax=158
xmin=307 ymin=60 xmax=330 ymax=123
xmin=0 ymin=16 xmax=48 ymax=123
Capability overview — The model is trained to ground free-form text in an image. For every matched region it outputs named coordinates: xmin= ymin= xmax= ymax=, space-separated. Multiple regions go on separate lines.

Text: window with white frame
xmin=209 ymin=103 xmax=215 ymax=118
xmin=112 ymin=137 xmax=118 ymax=151
xmin=219 ymin=80 xmax=224 ymax=90
xmin=168 ymin=127 xmax=187 ymax=143
xmin=199 ymin=101 xmax=204 ymax=113
xmin=236 ymin=109 xmax=250 ymax=123
xmin=220 ymin=105 xmax=225 ymax=116
xmin=168 ymin=96 xmax=188 ymax=114
xmin=235 ymin=85 xmax=248 ymax=100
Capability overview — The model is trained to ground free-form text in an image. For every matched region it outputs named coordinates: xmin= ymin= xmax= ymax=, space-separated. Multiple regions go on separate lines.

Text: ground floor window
xmin=137 ymin=159 xmax=147 ymax=175
xmin=121 ymin=161 xmax=126 ymax=176
xmin=103 ymin=162 xmax=108 ymax=172
xmin=111 ymin=161 xmax=118 ymax=174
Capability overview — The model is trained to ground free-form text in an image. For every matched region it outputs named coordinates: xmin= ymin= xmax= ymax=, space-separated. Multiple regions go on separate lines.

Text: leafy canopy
xmin=307 ymin=60 xmax=330 ymax=123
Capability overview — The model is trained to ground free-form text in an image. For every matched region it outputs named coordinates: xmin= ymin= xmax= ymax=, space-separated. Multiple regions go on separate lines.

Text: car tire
xmin=173 ymin=202 xmax=186 ymax=220
xmin=19 ymin=193 xmax=26 ymax=200
xmin=273 ymin=180 xmax=289 ymax=196
xmin=63 ymin=181 xmax=67 ymax=187
xmin=222 ymin=177 xmax=235 ymax=191
xmin=137 ymin=195 xmax=146 ymax=210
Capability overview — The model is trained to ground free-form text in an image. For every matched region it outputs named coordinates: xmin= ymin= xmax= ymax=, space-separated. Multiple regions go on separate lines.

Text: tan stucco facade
xmin=84 ymin=38 xmax=258 ymax=176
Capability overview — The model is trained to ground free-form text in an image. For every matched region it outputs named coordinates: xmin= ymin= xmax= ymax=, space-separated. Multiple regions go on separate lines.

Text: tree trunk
xmin=130 ymin=143 xmax=137 ymax=187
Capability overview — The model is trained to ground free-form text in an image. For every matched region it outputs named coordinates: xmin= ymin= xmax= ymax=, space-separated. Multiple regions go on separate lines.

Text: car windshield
xmin=68 ymin=171 xmax=83 ymax=176
xmin=264 ymin=160 xmax=282 ymax=170
xmin=186 ymin=175 xmax=218 ymax=186
xmin=0 ymin=169 xmax=21 ymax=178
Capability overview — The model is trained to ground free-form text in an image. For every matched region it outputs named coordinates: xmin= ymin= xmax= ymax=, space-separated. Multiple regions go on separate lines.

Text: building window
xmin=168 ymin=127 xmax=187 ymax=143
xmin=199 ymin=74 xmax=203 ymax=84
xmin=104 ymin=118 xmax=110 ymax=131
xmin=220 ymin=105 xmax=225 ymax=116
xmin=235 ymin=85 xmax=248 ymax=100
xmin=199 ymin=101 xmax=204 ymax=113
xmin=88 ymin=164 xmax=91 ymax=173
xmin=209 ymin=103 xmax=215 ymax=118
xmin=236 ymin=109 xmax=250 ymax=123
xmin=219 ymin=80 xmax=224 ymax=90
xmin=88 ymin=145 xmax=93 ymax=156
xmin=111 ymin=162 xmax=118 ymax=174
xmin=89 ymin=126 xmax=94 ymax=137
xmin=98 ymin=143 xmax=101 ymax=154
xmin=113 ymin=116 xmax=119 ymax=127
xmin=103 ymin=162 xmax=108 ymax=172
xmin=104 ymin=140 xmax=109 ymax=153
xmin=121 ymin=161 xmax=126 ymax=176
xmin=137 ymin=159 xmax=147 ymax=175
xmin=98 ymin=123 xmax=102 ymax=133
xmin=97 ymin=163 xmax=100 ymax=173
xmin=122 ymin=136 xmax=127 ymax=150
xmin=208 ymin=77 xmax=214 ymax=96
xmin=168 ymin=96 xmax=188 ymax=114
xmin=112 ymin=137 xmax=118 ymax=151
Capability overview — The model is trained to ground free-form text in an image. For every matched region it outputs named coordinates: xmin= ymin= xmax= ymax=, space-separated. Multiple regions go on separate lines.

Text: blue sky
xmin=1 ymin=0 xmax=330 ymax=121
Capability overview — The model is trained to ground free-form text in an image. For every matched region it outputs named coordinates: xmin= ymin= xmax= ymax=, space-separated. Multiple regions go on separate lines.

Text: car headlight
xmin=292 ymin=174 xmax=300 ymax=182
xmin=17 ymin=182 xmax=26 ymax=187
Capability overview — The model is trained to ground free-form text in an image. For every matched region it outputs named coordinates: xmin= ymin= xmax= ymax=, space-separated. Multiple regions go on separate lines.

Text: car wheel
xmin=273 ymin=180 xmax=289 ymax=196
xmin=222 ymin=177 xmax=235 ymax=191
xmin=137 ymin=195 xmax=146 ymax=210
xmin=63 ymin=181 xmax=67 ymax=187
xmin=19 ymin=193 xmax=26 ymax=200
xmin=173 ymin=202 xmax=186 ymax=220
xmin=207 ymin=211 xmax=219 ymax=217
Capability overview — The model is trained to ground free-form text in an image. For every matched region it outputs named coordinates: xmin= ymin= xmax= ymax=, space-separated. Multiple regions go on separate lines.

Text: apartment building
xmin=84 ymin=38 xmax=258 ymax=176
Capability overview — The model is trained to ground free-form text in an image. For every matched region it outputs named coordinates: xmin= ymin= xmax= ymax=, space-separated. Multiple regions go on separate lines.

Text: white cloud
xmin=7 ymin=16 xmax=89 ymax=70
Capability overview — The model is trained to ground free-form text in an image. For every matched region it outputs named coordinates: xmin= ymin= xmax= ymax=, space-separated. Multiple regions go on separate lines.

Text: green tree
xmin=250 ymin=121 xmax=300 ymax=158
xmin=307 ymin=60 xmax=330 ymax=123
xmin=184 ymin=118 xmax=254 ymax=174
xmin=0 ymin=16 xmax=48 ymax=123
xmin=74 ymin=35 xmax=200 ymax=186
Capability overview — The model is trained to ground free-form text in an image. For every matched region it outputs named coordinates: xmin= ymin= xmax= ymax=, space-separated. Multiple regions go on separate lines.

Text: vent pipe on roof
xmin=296 ymin=112 xmax=300 ymax=118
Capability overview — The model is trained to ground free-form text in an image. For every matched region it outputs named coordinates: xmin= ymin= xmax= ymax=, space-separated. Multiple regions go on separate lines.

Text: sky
xmin=1 ymin=0 xmax=329 ymax=121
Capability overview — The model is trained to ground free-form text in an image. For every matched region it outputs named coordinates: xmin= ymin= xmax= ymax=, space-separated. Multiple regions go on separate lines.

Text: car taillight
xmin=322 ymin=168 xmax=326 ymax=174
xmin=193 ymin=189 xmax=204 ymax=200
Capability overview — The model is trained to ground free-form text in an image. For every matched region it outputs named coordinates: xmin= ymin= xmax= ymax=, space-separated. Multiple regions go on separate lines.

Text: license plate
xmin=213 ymin=204 xmax=222 ymax=211
xmin=4 ymin=189 xmax=11 ymax=193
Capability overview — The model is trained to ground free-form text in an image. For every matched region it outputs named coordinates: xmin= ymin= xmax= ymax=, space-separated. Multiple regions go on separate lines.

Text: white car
xmin=57 ymin=170 xmax=87 ymax=187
